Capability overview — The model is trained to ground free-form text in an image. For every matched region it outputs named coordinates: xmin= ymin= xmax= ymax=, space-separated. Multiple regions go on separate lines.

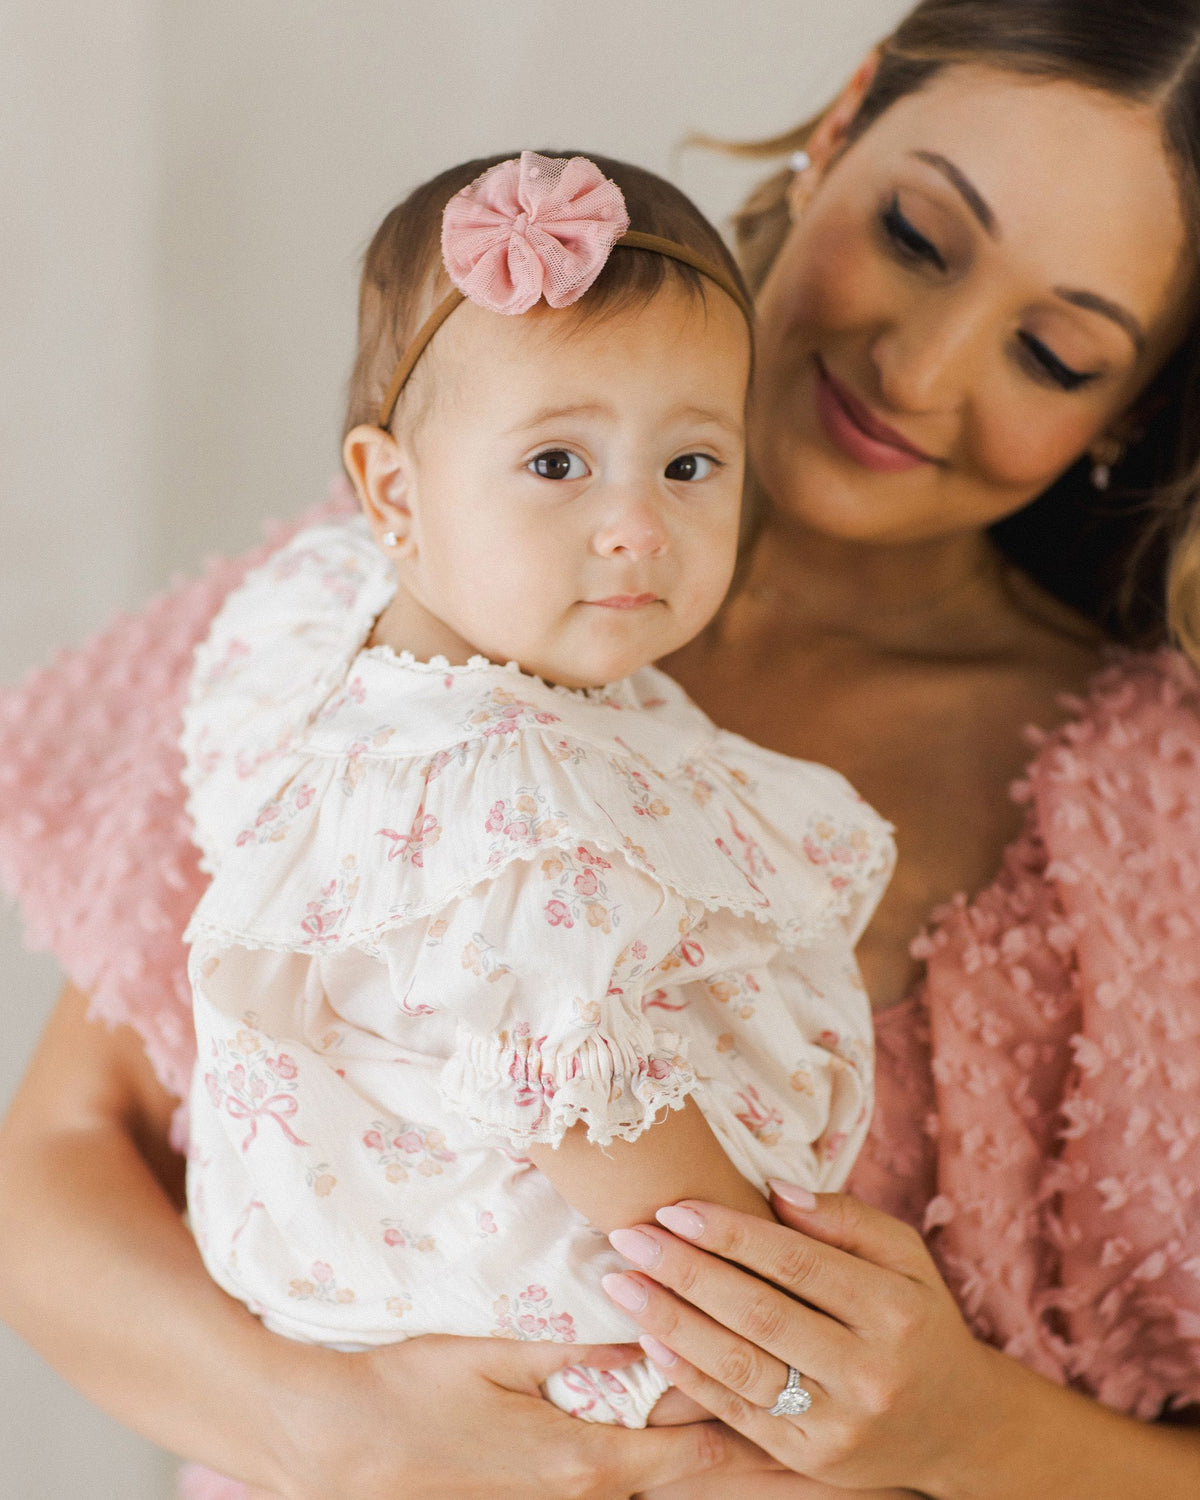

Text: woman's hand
xmin=601 ymin=1185 xmax=1002 ymax=1496
xmin=263 ymin=1332 xmax=758 ymax=1500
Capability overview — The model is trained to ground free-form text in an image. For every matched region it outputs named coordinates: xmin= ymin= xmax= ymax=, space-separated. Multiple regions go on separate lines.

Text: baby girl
xmin=181 ymin=149 xmax=894 ymax=1430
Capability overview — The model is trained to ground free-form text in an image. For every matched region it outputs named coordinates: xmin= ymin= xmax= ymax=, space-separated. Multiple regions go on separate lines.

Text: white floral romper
xmin=182 ymin=517 xmax=895 ymax=1427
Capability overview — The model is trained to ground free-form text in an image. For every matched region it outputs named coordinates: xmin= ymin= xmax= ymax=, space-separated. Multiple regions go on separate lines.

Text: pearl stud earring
xmin=381 ymin=531 xmax=399 ymax=548
xmin=789 ymin=149 xmax=812 ymax=174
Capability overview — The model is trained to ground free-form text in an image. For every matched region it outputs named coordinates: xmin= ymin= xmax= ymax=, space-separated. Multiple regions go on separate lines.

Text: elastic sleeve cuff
xmin=439 ymin=1024 xmax=696 ymax=1149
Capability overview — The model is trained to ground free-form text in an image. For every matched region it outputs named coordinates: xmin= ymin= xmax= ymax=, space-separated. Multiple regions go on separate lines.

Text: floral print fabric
xmin=180 ymin=517 xmax=894 ymax=1429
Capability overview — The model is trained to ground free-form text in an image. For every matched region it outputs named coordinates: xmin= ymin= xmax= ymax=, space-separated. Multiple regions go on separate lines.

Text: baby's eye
xmin=528 ymin=449 xmax=588 ymax=481
xmin=665 ymin=453 xmax=717 ymax=482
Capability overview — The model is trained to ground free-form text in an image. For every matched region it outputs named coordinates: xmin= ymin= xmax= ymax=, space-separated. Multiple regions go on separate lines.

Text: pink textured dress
xmin=2 ymin=504 xmax=1199 ymax=1495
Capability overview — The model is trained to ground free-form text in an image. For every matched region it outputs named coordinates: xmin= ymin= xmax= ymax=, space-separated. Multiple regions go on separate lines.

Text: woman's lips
xmin=814 ymin=358 xmax=936 ymax=474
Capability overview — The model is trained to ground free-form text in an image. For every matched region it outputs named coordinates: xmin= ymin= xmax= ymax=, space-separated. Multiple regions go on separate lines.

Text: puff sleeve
xmin=371 ymin=841 xmax=700 ymax=1150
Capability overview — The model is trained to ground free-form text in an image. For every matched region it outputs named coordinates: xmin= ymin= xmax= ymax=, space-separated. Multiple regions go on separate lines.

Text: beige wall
xmin=0 ymin=2 xmax=908 ymax=1494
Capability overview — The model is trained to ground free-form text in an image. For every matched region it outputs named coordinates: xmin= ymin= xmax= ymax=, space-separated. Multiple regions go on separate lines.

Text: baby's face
xmin=389 ymin=282 xmax=749 ymax=688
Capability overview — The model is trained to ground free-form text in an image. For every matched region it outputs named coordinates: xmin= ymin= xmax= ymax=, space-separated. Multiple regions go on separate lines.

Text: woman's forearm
xmin=0 ymin=986 xmax=293 ymax=1489
xmin=928 ymin=1342 xmax=1200 ymax=1500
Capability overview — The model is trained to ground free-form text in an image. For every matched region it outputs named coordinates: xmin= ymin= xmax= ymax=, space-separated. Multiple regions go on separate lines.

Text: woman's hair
xmin=344 ymin=150 xmax=751 ymax=438
xmin=717 ymin=0 xmax=1200 ymax=657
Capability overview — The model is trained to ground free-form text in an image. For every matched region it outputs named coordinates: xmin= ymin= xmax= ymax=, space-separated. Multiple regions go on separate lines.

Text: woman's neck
xmin=719 ymin=513 xmax=1019 ymax=658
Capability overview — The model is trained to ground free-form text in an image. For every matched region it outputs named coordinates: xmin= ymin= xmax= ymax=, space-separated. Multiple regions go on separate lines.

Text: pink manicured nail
xmin=638 ymin=1334 xmax=678 ymax=1368
xmin=602 ymin=1273 xmax=648 ymax=1312
xmin=609 ymin=1228 xmax=661 ymax=1269
xmin=767 ymin=1179 xmax=818 ymax=1210
xmin=655 ymin=1205 xmax=705 ymax=1239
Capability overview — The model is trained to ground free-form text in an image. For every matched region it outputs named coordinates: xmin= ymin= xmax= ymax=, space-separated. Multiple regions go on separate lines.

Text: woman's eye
xmin=665 ymin=453 xmax=717 ymax=482
xmin=1016 ymin=331 xmax=1095 ymax=393
xmin=528 ymin=450 xmax=588 ymax=481
xmin=882 ymin=197 xmax=946 ymax=272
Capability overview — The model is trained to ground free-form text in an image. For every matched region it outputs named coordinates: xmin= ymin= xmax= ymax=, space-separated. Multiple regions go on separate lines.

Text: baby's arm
xmin=527 ymin=1097 xmax=774 ymax=1234
xmin=529 ymin=1095 xmax=775 ymax=1428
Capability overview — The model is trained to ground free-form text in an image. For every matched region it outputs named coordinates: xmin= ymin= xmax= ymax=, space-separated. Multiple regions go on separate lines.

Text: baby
xmin=182 ymin=150 xmax=894 ymax=1429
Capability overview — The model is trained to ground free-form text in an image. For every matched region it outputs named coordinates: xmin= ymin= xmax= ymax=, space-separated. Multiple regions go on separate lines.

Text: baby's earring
xmin=1089 ymin=435 xmax=1124 ymax=492
xmin=790 ymin=150 xmax=812 ymax=174
xmin=381 ymin=530 xmax=399 ymax=549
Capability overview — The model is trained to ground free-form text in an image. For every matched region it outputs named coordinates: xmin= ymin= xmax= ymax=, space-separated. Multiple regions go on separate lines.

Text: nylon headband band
xmin=376 ymin=230 xmax=754 ymax=430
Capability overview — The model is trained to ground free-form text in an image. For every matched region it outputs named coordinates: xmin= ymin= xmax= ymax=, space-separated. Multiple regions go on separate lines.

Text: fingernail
xmin=602 ymin=1272 xmax=648 ymax=1312
xmin=609 ymin=1228 xmax=662 ymax=1269
xmin=638 ymin=1334 xmax=678 ymax=1368
xmin=767 ymin=1179 xmax=818 ymax=1210
xmin=655 ymin=1205 xmax=705 ymax=1239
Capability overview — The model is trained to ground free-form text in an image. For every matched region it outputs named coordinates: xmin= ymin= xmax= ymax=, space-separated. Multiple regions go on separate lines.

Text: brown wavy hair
xmin=713 ymin=0 xmax=1200 ymax=662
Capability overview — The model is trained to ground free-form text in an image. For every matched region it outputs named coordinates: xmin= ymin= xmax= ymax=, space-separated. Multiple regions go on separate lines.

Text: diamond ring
xmin=766 ymin=1365 xmax=813 ymax=1417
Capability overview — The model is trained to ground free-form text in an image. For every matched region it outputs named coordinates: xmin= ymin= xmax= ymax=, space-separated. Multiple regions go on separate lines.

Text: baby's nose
xmin=593 ymin=501 xmax=669 ymax=559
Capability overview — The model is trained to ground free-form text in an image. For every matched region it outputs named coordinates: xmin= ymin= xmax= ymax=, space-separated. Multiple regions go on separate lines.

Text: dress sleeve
xmin=0 ymin=492 xmax=355 ymax=1106
xmin=385 ymin=842 xmax=698 ymax=1150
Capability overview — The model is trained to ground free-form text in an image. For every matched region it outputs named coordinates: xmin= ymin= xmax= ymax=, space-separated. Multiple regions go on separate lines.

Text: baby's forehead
xmin=428 ymin=284 xmax=751 ymax=427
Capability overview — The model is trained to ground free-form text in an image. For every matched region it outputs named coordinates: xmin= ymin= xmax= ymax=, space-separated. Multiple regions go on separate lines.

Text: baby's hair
xmin=344 ymin=150 xmax=752 ymax=438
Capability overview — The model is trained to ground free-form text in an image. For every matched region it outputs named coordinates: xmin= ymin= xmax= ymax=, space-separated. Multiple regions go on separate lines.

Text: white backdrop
xmin=0 ymin=2 xmax=908 ymax=1494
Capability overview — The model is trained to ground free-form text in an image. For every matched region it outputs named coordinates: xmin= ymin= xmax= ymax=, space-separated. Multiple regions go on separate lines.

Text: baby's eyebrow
xmin=506 ymin=402 xmax=740 ymax=436
xmin=506 ymin=402 xmax=612 ymax=433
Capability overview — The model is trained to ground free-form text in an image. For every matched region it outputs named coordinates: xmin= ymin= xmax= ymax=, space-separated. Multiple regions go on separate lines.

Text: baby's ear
xmin=342 ymin=425 xmax=417 ymax=557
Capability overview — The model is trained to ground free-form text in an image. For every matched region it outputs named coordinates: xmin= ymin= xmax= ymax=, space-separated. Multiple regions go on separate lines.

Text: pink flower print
xmin=478 ymin=1210 xmax=498 ymax=1236
xmin=491 ymin=1286 xmax=576 ymax=1342
xmin=312 ymin=1261 xmax=333 ymax=1284
xmin=630 ymin=941 xmax=647 ymax=961
xmin=294 ymin=785 xmax=315 ymax=811
xmin=486 ymin=800 xmax=506 ymax=833
xmin=363 ymin=1128 xmax=384 ymax=1151
xmin=249 ymin=1075 xmax=267 ymax=1100
xmin=576 ymin=846 xmax=611 ymax=869
xmin=545 ymin=899 xmax=573 ymax=928
xmin=271 ymin=1054 xmax=298 ymax=1080
xmin=574 ymin=868 xmax=599 ymax=897
xmin=549 ymin=1311 xmax=576 ymax=1340
xmin=229 ymin=1063 xmax=246 ymax=1091
xmin=383 ymin=1227 xmax=404 ymax=1247
xmin=395 ymin=1130 xmax=424 ymax=1155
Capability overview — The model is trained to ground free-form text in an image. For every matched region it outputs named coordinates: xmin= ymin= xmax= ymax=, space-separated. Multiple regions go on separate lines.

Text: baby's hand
xmin=646 ymin=1385 xmax=712 ymax=1425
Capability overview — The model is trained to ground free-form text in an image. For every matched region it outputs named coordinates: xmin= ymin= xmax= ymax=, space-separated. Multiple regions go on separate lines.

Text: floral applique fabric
xmin=180 ymin=517 xmax=895 ymax=1428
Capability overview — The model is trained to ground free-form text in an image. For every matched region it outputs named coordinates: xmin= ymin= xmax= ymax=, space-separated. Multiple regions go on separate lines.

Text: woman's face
xmin=750 ymin=64 xmax=1194 ymax=545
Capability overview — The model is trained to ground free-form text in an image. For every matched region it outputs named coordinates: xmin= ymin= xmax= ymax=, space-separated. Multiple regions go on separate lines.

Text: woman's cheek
xmin=972 ymin=395 xmax=1098 ymax=494
xmin=787 ymin=212 xmax=899 ymax=338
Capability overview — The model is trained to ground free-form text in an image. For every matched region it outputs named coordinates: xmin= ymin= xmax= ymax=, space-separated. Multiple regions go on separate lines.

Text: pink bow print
xmin=442 ymin=151 xmax=630 ymax=315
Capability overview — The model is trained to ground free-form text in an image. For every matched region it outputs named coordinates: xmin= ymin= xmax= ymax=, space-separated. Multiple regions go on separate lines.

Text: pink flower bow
xmin=441 ymin=151 xmax=630 ymax=315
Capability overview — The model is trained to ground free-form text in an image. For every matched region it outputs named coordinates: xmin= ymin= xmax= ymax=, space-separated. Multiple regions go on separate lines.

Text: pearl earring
xmin=1089 ymin=436 xmax=1124 ymax=492
xmin=381 ymin=531 xmax=399 ymax=548
xmin=789 ymin=149 xmax=812 ymax=174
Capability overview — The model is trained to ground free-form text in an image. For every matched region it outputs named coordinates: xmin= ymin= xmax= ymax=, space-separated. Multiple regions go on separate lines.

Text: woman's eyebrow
xmin=1053 ymin=287 xmax=1146 ymax=354
xmin=911 ymin=150 xmax=997 ymax=237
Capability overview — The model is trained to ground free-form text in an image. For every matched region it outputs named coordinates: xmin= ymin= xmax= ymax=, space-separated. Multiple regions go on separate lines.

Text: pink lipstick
xmin=814 ymin=358 xmax=936 ymax=473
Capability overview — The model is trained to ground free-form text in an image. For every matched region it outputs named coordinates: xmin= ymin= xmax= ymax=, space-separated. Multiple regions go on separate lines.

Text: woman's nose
xmin=591 ymin=498 xmax=670 ymax=560
xmin=870 ymin=296 xmax=984 ymax=415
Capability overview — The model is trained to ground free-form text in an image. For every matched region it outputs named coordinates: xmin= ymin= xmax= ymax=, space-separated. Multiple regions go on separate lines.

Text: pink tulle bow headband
xmin=376 ymin=151 xmax=752 ymax=429
xmin=443 ymin=151 xmax=630 ymax=315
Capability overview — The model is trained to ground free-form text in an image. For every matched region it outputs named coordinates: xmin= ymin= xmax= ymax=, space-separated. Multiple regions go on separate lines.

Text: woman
xmin=3 ymin=2 xmax=1200 ymax=1497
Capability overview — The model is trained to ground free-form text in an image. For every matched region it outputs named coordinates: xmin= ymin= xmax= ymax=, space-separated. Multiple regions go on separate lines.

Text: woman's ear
xmin=342 ymin=424 xmax=417 ymax=558
xmin=788 ymin=49 xmax=880 ymax=218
